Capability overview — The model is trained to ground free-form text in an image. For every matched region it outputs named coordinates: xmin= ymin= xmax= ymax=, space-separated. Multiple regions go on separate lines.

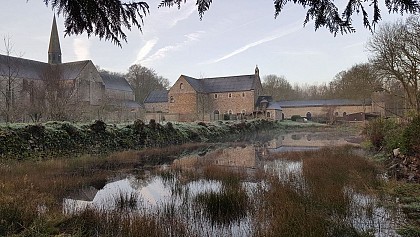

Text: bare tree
xmin=41 ymin=65 xmax=77 ymax=120
xmin=329 ymin=63 xmax=381 ymax=100
xmin=368 ymin=16 xmax=420 ymax=116
xmin=262 ymin=75 xmax=294 ymax=101
xmin=25 ymin=80 xmax=47 ymax=122
xmin=126 ymin=64 xmax=169 ymax=103
xmin=0 ymin=36 xmax=23 ymax=122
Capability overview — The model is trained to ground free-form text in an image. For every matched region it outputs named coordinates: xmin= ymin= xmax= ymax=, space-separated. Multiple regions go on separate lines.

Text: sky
xmin=0 ymin=0 xmax=407 ymax=86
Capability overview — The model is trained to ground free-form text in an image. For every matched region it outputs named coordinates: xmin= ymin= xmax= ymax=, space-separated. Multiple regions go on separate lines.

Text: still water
xmin=63 ymin=132 xmax=401 ymax=236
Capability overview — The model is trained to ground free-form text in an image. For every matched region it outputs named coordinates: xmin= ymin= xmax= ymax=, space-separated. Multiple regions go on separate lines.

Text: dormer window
xmin=180 ymin=83 xmax=184 ymax=90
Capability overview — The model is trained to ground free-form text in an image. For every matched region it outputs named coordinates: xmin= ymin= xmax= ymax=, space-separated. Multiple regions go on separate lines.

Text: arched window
xmin=170 ymin=96 xmax=174 ymax=103
xmin=343 ymin=112 xmax=347 ymax=117
xmin=214 ymin=110 xmax=219 ymax=115
xmin=306 ymin=112 xmax=312 ymax=120
xmin=266 ymin=112 xmax=271 ymax=118
xmin=180 ymin=83 xmax=184 ymax=90
xmin=214 ymin=94 xmax=218 ymax=99
xmin=228 ymin=110 xmax=233 ymax=115
xmin=228 ymin=93 xmax=232 ymax=98
xmin=241 ymin=109 xmax=246 ymax=114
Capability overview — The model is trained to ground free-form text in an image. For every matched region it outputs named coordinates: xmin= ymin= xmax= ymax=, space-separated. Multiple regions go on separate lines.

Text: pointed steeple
xmin=48 ymin=15 xmax=62 ymax=64
xmin=255 ymin=65 xmax=259 ymax=77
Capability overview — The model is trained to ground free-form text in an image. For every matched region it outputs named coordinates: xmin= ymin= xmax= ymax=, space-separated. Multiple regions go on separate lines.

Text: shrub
xmin=197 ymin=121 xmax=207 ymax=127
xmin=401 ymin=116 xmax=420 ymax=156
xmin=133 ymin=119 xmax=145 ymax=132
xmin=364 ymin=118 xmax=404 ymax=152
xmin=61 ymin=123 xmax=79 ymax=138
xmin=149 ymin=119 xmax=157 ymax=129
xmin=25 ymin=124 xmax=45 ymax=137
xmin=165 ymin=121 xmax=174 ymax=130
xmin=90 ymin=120 xmax=107 ymax=133
xmin=291 ymin=115 xmax=302 ymax=121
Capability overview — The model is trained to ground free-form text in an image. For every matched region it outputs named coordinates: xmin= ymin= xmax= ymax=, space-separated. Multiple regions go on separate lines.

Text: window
xmin=242 ymin=92 xmax=245 ymax=97
xmin=228 ymin=110 xmax=233 ymax=115
xmin=180 ymin=83 xmax=184 ymax=90
xmin=214 ymin=110 xmax=220 ymax=115
xmin=266 ymin=112 xmax=271 ymax=118
xmin=335 ymin=112 xmax=339 ymax=116
xmin=228 ymin=93 xmax=232 ymax=98
xmin=241 ymin=109 xmax=246 ymax=114
xmin=343 ymin=112 xmax=347 ymax=117
xmin=214 ymin=94 xmax=218 ymax=99
xmin=170 ymin=96 xmax=174 ymax=103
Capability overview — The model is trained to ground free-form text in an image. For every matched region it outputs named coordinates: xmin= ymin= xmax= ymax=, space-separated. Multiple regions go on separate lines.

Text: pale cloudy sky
xmin=0 ymin=0 xmax=406 ymax=85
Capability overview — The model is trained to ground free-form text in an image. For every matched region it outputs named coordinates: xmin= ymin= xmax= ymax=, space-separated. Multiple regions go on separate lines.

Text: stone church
xmin=0 ymin=16 xmax=138 ymax=122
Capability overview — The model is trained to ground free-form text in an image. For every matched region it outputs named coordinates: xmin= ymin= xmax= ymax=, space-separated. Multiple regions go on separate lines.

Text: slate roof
xmin=100 ymin=72 xmax=133 ymax=92
xmin=276 ymin=99 xmax=372 ymax=108
xmin=0 ymin=54 xmax=48 ymax=80
xmin=182 ymin=74 xmax=258 ymax=93
xmin=0 ymin=54 xmax=90 ymax=80
xmin=144 ymin=90 xmax=168 ymax=103
xmin=59 ymin=61 xmax=90 ymax=80
xmin=266 ymin=102 xmax=282 ymax=110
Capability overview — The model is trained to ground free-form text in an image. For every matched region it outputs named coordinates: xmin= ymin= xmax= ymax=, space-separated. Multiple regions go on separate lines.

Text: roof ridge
xmin=200 ymin=74 xmax=255 ymax=80
xmin=0 ymin=54 xmax=48 ymax=66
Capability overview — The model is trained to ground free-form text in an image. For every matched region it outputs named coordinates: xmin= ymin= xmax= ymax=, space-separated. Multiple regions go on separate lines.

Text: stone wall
xmin=210 ymin=90 xmax=255 ymax=115
xmin=76 ymin=62 xmax=104 ymax=105
xmin=168 ymin=76 xmax=198 ymax=120
xmin=281 ymin=105 xmax=374 ymax=119
xmin=144 ymin=102 xmax=168 ymax=113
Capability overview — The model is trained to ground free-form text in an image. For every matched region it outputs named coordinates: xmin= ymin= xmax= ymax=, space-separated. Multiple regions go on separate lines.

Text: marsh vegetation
xmin=0 ymin=128 xmax=410 ymax=236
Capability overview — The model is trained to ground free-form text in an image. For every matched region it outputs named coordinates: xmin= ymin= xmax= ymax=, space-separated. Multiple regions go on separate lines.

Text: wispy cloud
xmin=277 ymin=50 xmax=321 ymax=56
xmin=342 ymin=41 xmax=365 ymax=50
xmin=141 ymin=31 xmax=205 ymax=65
xmin=205 ymin=23 xmax=303 ymax=64
xmin=133 ymin=38 xmax=158 ymax=64
xmin=168 ymin=3 xmax=196 ymax=28
xmin=73 ymin=38 xmax=90 ymax=60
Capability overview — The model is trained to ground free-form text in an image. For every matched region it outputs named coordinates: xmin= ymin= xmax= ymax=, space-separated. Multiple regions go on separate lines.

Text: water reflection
xmin=63 ymin=131 xmax=401 ymax=236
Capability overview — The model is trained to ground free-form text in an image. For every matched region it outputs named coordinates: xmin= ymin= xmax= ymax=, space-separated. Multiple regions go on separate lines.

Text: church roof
xmin=0 ymin=54 xmax=89 ymax=80
xmin=100 ymin=72 xmax=133 ymax=92
xmin=276 ymin=99 xmax=372 ymax=108
xmin=181 ymin=74 xmax=258 ymax=93
xmin=144 ymin=90 xmax=168 ymax=103
xmin=0 ymin=54 xmax=47 ymax=80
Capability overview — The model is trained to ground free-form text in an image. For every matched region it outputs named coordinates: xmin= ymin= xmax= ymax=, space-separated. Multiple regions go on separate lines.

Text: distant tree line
xmin=262 ymin=63 xmax=381 ymax=101
xmin=263 ymin=16 xmax=419 ymax=117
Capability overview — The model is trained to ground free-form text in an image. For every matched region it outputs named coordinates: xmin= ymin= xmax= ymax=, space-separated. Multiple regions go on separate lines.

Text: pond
xmin=63 ymin=131 xmax=403 ymax=236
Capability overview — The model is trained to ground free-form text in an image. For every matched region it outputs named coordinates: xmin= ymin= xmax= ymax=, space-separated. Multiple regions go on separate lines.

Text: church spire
xmin=48 ymin=15 xmax=62 ymax=64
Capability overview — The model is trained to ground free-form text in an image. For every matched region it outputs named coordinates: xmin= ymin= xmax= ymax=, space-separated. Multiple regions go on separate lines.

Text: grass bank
xmin=0 ymin=146 xmax=390 ymax=236
xmin=0 ymin=119 xmax=322 ymax=160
